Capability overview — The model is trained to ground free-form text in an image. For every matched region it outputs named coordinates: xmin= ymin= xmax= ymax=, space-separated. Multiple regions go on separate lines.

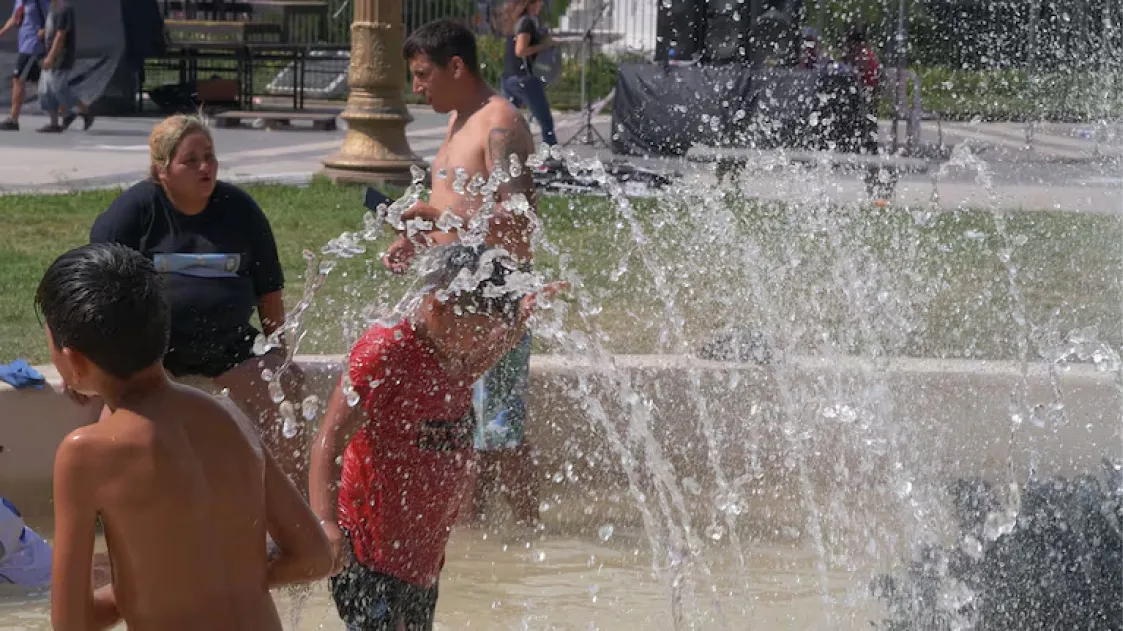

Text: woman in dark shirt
xmin=500 ymin=0 xmax=557 ymax=147
xmin=86 ymin=115 xmax=305 ymax=482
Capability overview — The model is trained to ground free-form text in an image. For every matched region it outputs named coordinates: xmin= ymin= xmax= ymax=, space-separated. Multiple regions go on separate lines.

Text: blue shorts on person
xmin=473 ymin=332 xmax=531 ymax=451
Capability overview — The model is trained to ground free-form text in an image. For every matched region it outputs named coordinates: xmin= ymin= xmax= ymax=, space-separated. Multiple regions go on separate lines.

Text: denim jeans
xmin=501 ymin=74 xmax=557 ymax=146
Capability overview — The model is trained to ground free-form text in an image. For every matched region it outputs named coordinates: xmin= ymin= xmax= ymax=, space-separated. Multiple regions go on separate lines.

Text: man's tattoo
xmin=487 ymin=125 xmax=534 ymax=194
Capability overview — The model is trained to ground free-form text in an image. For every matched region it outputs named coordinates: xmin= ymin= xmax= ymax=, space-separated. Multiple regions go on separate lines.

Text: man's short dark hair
xmin=419 ymin=244 xmax=523 ymax=321
xmin=402 ymin=19 xmax=480 ymax=75
xmin=36 ymin=243 xmax=170 ymax=379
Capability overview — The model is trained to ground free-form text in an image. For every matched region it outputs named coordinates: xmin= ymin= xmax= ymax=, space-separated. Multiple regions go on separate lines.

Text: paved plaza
xmin=0 ymin=106 xmax=1118 ymax=213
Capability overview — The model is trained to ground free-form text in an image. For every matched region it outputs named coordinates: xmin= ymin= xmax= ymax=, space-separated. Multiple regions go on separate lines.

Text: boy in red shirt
xmin=309 ymin=244 xmax=559 ymax=630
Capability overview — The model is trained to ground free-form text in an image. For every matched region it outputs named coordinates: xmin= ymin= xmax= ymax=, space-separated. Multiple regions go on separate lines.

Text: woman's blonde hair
xmin=148 ymin=114 xmax=213 ymax=180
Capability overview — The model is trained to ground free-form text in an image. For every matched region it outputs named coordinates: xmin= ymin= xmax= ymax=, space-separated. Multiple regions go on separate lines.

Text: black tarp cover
xmin=611 ymin=62 xmax=868 ymax=157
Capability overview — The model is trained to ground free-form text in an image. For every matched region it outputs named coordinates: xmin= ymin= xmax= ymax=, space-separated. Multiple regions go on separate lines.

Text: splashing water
xmin=248 ymin=126 xmax=1119 ymax=630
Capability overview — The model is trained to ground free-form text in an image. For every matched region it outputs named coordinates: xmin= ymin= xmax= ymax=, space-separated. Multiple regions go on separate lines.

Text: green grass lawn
xmin=1 ymin=179 xmax=1119 ymax=366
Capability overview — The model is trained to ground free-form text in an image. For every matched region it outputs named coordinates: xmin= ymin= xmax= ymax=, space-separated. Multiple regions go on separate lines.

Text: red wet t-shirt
xmin=337 ymin=320 xmax=475 ymax=587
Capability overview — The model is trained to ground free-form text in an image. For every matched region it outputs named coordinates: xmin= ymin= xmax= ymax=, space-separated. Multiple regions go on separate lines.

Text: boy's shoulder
xmin=348 ymin=320 xmax=423 ymax=383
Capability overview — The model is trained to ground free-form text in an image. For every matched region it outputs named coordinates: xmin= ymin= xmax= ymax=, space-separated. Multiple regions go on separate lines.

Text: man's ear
xmin=449 ymin=56 xmax=466 ymax=79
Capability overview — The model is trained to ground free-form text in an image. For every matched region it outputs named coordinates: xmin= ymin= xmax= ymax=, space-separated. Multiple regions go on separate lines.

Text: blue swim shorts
xmin=473 ymin=332 xmax=531 ymax=451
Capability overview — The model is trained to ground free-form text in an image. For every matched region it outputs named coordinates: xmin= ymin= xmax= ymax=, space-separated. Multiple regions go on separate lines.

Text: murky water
xmin=0 ymin=526 xmax=880 ymax=630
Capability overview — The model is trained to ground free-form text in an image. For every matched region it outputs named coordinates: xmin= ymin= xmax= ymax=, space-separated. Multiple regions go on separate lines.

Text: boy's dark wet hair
xmin=402 ymin=19 xmax=480 ymax=75
xmin=36 ymin=243 xmax=170 ymax=379
xmin=419 ymin=244 xmax=523 ymax=322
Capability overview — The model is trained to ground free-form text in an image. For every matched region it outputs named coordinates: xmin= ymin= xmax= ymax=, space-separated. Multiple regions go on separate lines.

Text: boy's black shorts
xmin=12 ymin=54 xmax=40 ymax=83
xmin=329 ymin=562 xmax=439 ymax=631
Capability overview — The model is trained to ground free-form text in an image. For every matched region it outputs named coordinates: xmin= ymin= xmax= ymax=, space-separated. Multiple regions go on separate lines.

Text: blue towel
xmin=0 ymin=359 xmax=45 ymax=390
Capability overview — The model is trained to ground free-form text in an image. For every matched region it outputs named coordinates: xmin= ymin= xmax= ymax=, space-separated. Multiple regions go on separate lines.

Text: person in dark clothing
xmin=85 ymin=114 xmax=306 ymax=487
xmin=38 ymin=0 xmax=93 ymax=133
xmin=500 ymin=0 xmax=557 ymax=147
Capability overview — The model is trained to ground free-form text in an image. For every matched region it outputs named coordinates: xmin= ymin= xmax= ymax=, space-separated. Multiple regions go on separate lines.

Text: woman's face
xmin=161 ymin=132 xmax=218 ymax=201
xmin=527 ymin=0 xmax=543 ymax=16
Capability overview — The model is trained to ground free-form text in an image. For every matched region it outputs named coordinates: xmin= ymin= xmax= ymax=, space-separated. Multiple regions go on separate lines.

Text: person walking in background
xmin=37 ymin=0 xmax=93 ymax=133
xmin=0 ymin=0 xmax=46 ymax=130
xmin=500 ymin=0 xmax=557 ymax=148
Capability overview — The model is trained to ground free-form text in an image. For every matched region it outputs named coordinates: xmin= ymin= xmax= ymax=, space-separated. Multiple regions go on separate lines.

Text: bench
xmin=686 ymin=146 xmax=934 ymax=199
xmin=165 ymin=19 xmax=283 ymax=43
xmin=212 ymin=109 xmax=339 ymax=130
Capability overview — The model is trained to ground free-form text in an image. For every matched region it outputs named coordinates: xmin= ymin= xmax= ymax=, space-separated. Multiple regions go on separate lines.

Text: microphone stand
xmin=563 ymin=0 xmax=611 ymax=148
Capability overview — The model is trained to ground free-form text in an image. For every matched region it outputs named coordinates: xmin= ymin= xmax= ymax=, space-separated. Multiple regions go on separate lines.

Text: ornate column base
xmin=320 ymin=21 xmax=426 ymax=187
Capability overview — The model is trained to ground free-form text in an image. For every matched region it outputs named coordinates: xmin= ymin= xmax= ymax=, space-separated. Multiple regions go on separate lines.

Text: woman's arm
xmin=514 ymin=30 xmax=552 ymax=58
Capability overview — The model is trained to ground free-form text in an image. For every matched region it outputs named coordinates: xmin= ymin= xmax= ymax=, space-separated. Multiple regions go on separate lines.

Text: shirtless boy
xmin=388 ymin=18 xmax=542 ymax=527
xmin=310 ymin=244 xmax=557 ymax=630
xmin=39 ymin=243 xmax=332 ymax=631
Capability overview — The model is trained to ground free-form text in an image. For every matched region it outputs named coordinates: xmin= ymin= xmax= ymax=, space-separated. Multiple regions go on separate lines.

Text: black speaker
xmin=654 ymin=0 xmax=704 ymax=62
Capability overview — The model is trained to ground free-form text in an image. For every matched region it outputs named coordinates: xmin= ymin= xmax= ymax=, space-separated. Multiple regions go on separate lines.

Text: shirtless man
xmin=38 ymin=243 xmax=332 ymax=631
xmin=389 ymin=18 xmax=544 ymax=527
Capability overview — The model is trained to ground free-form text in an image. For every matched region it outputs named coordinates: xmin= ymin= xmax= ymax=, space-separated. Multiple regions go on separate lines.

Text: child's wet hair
xmin=418 ymin=244 xmax=523 ymax=321
xmin=36 ymin=243 xmax=170 ymax=379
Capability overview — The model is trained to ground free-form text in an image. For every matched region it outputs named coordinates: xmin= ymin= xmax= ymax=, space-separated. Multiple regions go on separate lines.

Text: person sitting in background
xmin=500 ymin=0 xmax=557 ymax=149
xmin=0 ymin=497 xmax=51 ymax=587
xmin=86 ymin=114 xmax=305 ymax=486
xmin=38 ymin=243 xmax=331 ymax=631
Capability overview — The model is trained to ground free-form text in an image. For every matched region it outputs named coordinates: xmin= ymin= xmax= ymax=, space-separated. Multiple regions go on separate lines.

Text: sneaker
xmin=0 ymin=118 xmax=18 ymax=131
xmin=61 ymin=112 xmax=94 ymax=131
xmin=36 ymin=123 xmax=63 ymax=133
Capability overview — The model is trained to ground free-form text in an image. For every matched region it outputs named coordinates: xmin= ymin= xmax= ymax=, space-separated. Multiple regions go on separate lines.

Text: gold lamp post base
xmin=320 ymin=18 xmax=425 ymax=187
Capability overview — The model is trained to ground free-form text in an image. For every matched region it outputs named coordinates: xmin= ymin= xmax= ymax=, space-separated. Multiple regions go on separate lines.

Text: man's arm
xmin=51 ymin=430 xmax=118 ymax=631
xmin=0 ymin=3 xmax=23 ymax=37
xmin=42 ymin=27 xmax=64 ymax=68
xmin=308 ymin=378 xmax=369 ymax=574
xmin=482 ymin=109 xmax=538 ymax=258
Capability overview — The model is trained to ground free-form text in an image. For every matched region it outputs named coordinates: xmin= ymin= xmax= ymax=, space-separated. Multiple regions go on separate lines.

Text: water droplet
xmin=538 ymin=501 xmax=551 ymax=512
xmin=508 ymin=154 xmax=523 ymax=178
xmin=345 ymin=388 xmax=361 ymax=408
xmin=467 ymin=173 xmax=486 ymax=196
xmin=260 ymin=368 xmax=274 ymax=382
xmin=268 ymin=381 xmax=285 ymax=404
xmin=279 ymin=401 xmax=298 ymax=439
xmin=961 ymin=535 xmax=983 ymax=560
xmin=682 ymin=477 xmax=702 ymax=496
xmin=410 ymin=164 xmax=426 ymax=184
xmin=301 ymin=395 xmax=320 ymax=421
xmin=533 ymin=550 xmax=546 ymax=562
xmin=436 ymin=210 xmax=464 ymax=233
xmin=705 ymin=524 xmax=725 ymax=541
xmin=436 ymin=168 xmax=448 ymax=179
xmin=598 ymin=524 xmax=614 ymax=541
xmin=393 ymin=329 xmax=404 ymax=341
xmin=452 ymin=168 xmax=468 ymax=195
xmin=252 ymin=334 xmax=271 ymax=356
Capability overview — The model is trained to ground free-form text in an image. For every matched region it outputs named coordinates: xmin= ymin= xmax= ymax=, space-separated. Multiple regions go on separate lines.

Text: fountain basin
xmin=1 ymin=354 xmax=1116 ymax=534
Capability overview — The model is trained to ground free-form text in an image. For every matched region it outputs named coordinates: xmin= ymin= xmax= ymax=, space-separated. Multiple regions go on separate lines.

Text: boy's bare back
xmin=56 ymin=383 xmax=293 ymax=630
xmin=42 ymin=243 xmax=330 ymax=631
